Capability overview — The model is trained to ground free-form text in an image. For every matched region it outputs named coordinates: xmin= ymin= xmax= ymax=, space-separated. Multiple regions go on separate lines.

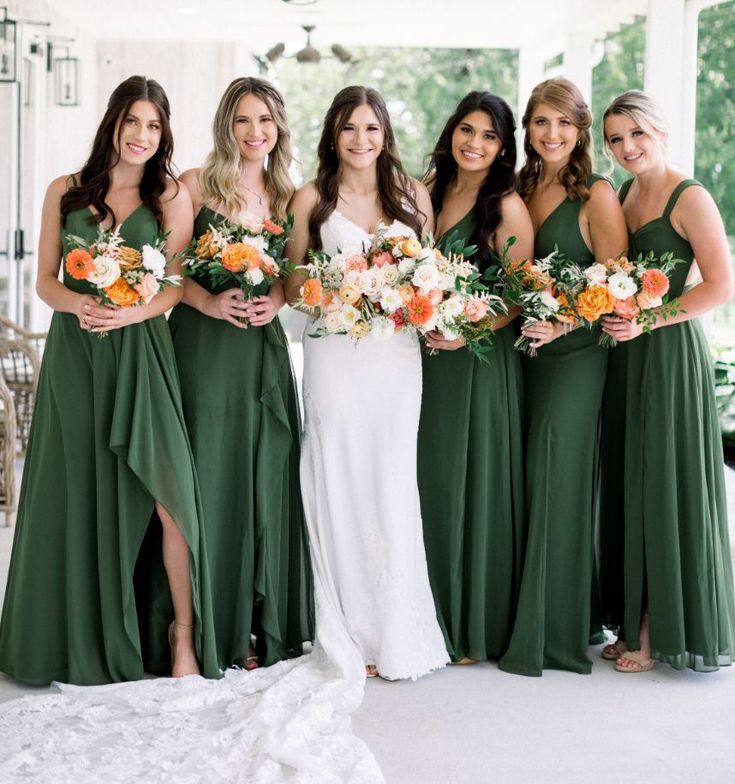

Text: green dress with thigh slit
xmin=0 ymin=204 xmax=218 ymax=685
xmin=500 ymin=176 xmax=609 ymax=676
xmin=417 ymin=209 xmax=525 ymax=661
xmin=168 ymin=207 xmax=313 ymax=670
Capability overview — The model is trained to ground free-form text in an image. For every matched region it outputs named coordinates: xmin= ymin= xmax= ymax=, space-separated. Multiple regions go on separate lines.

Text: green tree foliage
xmin=269 ymin=48 xmax=517 ymax=181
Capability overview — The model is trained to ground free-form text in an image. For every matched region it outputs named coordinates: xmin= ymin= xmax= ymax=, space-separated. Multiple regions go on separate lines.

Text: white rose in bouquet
xmin=88 ymin=256 xmax=121 ymax=288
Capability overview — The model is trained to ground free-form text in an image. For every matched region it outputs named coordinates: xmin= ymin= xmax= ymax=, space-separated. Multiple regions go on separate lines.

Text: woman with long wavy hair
xmin=168 ymin=77 xmax=313 ymax=671
xmin=498 ymin=77 xmax=627 ymax=676
xmin=598 ymin=91 xmax=734 ymax=673
xmin=418 ymin=91 xmax=533 ymax=663
xmin=0 ymin=75 xmax=218 ymax=684
xmin=285 ymin=85 xmax=448 ymax=681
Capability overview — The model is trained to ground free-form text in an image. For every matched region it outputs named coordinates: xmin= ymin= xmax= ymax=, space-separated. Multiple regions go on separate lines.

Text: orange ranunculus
xmin=555 ymin=292 xmax=578 ymax=324
xmin=338 ymin=284 xmax=361 ymax=305
xmin=262 ymin=218 xmax=284 ymax=236
xmin=575 ymin=284 xmax=616 ymax=323
xmin=105 ymin=277 xmax=141 ymax=307
xmin=302 ymin=278 xmax=323 ymax=307
xmin=641 ymin=268 xmax=670 ymax=299
xmin=195 ymin=231 xmax=219 ymax=259
xmin=399 ymin=238 xmax=422 ymax=258
xmin=221 ymin=242 xmax=261 ymax=273
xmin=505 ymin=258 xmax=532 ymax=276
xmin=65 ymin=248 xmax=95 ymax=280
xmin=117 ymin=246 xmax=143 ymax=271
xmin=407 ymin=294 xmax=434 ymax=326
xmin=613 ymin=296 xmax=640 ymax=320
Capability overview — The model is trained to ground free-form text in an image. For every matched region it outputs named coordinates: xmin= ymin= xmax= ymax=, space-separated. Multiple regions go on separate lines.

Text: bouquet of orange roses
xmin=183 ymin=212 xmax=293 ymax=315
xmin=500 ymin=248 xmax=578 ymax=356
xmin=572 ymin=251 xmax=683 ymax=347
xmin=296 ymin=226 xmax=506 ymax=360
xmin=65 ymin=225 xmax=181 ymax=337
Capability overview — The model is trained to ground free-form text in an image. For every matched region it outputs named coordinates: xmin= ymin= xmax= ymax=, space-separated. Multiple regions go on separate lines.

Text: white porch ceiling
xmin=45 ymin=0 xmax=648 ymax=51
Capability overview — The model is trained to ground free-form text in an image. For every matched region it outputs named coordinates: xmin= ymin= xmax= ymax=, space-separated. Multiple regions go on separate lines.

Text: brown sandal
xmin=614 ymin=650 xmax=654 ymax=673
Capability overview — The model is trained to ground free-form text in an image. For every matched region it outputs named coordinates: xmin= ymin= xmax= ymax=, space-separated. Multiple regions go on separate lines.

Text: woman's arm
xmin=284 ymin=183 xmax=320 ymax=305
xmin=586 ymin=178 xmax=628 ymax=262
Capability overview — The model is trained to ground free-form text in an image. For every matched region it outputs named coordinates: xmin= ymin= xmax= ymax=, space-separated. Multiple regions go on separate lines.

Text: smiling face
xmin=232 ymin=92 xmax=278 ymax=162
xmin=604 ymin=112 xmax=665 ymax=175
xmin=336 ymin=103 xmax=385 ymax=170
xmin=451 ymin=110 xmax=502 ymax=174
xmin=113 ymin=100 xmax=162 ymax=166
xmin=527 ymin=102 xmax=580 ymax=165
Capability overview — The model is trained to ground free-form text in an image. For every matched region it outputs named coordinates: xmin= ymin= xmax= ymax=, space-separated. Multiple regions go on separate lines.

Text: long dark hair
xmin=518 ymin=77 xmax=593 ymax=203
xmin=60 ymin=75 xmax=177 ymax=225
xmin=425 ymin=91 xmax=517 ymax=270
xmin=308 ymin=85 xmax=422 ymax=249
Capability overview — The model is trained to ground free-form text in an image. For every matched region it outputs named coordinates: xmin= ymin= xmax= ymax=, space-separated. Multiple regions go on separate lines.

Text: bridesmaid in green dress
xmin=600 ymin=91 xmax=735 ymax=673
xmin=418 ymin=91 xmax=533 ymax=662
xmin=168 ymin=78 xmax=313 ymax=671
xmin=499 ymin=78 xmax=627 ymax=676
xmin=0 ymin=76 xmax=218 ymax=684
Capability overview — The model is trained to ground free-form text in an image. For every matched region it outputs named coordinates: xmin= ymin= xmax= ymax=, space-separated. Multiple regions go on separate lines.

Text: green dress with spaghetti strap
xmin=0 ymin=204 xmax=219 ymax=685
xmin=500 ymin=175 xmax=609 ymax=676
xmin=417 ymin=209 xmax=525 ymax=661
xmin=168 ymin=207 xmax=313 ymax=669
xmin=599 ymin=179 xmax=734 ymax=670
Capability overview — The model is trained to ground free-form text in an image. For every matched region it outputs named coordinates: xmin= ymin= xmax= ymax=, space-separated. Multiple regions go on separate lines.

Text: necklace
xmin=241 ymin=183 xmax=265 ymax=206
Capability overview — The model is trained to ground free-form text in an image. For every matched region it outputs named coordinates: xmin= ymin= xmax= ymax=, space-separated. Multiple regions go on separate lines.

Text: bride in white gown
xmin=288 ymin=86 xmax=449 ymax=681
xmin=0 ymin=86 xmax=446 ymax=783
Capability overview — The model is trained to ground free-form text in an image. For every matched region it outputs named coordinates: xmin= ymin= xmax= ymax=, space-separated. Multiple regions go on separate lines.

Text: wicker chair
xmin=0 ymin=373 xmax=17 ymax=526
xmin=0 ymin=314 xmax=47 ymax=359
xmin=0 ymin=338 xmax=41 ymax=456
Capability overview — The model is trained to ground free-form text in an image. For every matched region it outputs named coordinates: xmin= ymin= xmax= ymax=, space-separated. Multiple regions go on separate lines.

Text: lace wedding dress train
xmin=0 ymin=211 xmax=447 ymax=783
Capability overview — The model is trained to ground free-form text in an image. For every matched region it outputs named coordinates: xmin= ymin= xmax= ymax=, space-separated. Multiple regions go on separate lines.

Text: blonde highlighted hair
xmin=199 ymin=77 xmax=294 ymax=220
xmin=602 ymin=90 xmax=669 ymax=159
xmin=518 ymin=77 xmax=593 ymax=203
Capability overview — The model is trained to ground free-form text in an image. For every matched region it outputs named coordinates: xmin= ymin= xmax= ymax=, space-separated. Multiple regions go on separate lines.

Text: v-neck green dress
xmin=417 ymin=209 xmax=525 ymax=661
xmin=0 ymin=204 xmax=219 ymax=685
xmin=598 ymin=179 xmax=734 ymax=670
xmin=500 ymin=175 xmax=609 ymax=676
xmin=168 ymin=207 xmax=313 ymax=670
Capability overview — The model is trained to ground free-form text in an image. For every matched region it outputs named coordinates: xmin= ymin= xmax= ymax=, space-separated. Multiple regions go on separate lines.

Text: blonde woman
xmin=168 ymin=77 xmax=313 ymax=671
xmin=599 ymin=90 xmax=735 ymax=673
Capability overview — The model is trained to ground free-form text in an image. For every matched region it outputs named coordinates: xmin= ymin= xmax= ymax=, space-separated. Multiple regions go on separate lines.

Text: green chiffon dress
xmin=598 ymin=179 xmax=734 ymax=670
xmin=500 ymin=176 xmax=609 ymax=676
xmin=417 ymin=209 xmax=525 ymax=661
xmin=168 ymin=207 xmax=313 ymax=670
xmin=0 ymin=204 xmax=219 ymax=685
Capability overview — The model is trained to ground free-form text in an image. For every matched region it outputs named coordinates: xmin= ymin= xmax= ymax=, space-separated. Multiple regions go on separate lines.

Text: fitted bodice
xmin=319 ymin=209 xmax=416 ymax=255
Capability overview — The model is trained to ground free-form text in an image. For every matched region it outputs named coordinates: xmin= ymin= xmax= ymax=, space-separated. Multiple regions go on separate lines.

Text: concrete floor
xmin=2 ymin=468 xmax=735 ymax=784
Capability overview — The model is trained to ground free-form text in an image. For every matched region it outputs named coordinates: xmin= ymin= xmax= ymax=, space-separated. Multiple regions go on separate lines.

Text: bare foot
xmin=169 ymin=622 xmax=201 ymax=678
xmin=614 ymin=650 xmax=654 ymax=673
xmin=245 ymin=643 xmax=259 ymax=671
xmin=365 ymin=664 xmax=379 ymax=678
xmin=452 ymin=657 xmax=480 ymax=665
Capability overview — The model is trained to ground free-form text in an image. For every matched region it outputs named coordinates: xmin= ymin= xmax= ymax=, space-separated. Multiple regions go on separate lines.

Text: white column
xmin=517 ymin=45 xmax=546 ymax=166
xmin=563 ymin=33 xmax=593 ymax=105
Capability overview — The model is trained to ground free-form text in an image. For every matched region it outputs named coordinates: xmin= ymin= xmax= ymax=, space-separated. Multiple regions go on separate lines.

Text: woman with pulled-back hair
xmin=499 ymin=78 xmax=627 ymax=677
xmin=418 ymin=90 xmax=533 ymax=663
xmin=0 ymin=75 xmax=218 ymax=685
xmin=286 ymin=85 xmax=448 ymax=681
xmin=168 ymin=77 xmax=313 ymax=672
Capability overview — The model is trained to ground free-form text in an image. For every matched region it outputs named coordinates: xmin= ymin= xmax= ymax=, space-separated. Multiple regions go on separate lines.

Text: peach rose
xmin=397 ymin=283 xmax=415 ymax=304
xmin=105 ymin=277 xmax=141 ymax=307
xmin=575 ymin=284 xmax=616 ymax=323
xmin=302 ymin=278 xmax=323 ymax=307
xmin=344 ymin=253 xmax=368 ymax=273
xmin=221 ymin=242 xmax=261 ymax=273
xmin=613 ymin=296 xmax=640 ymax=320
xmin=370 ymin=250 xmax=394 ymax=268
xmin=424 ymin=288 xmax=443 ymax=306
xmin=641 ymin=268 xmax=670 ymax=299
xmin=464 ymin=297 xmax=489 ymax=323
xmin=636 ymin=291 xmax=663 ymax=310
xmin=135 ymin=272 xmax=160 ymax=305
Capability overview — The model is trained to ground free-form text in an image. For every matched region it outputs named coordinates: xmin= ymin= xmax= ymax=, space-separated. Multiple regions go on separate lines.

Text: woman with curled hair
xmin=168 ymin=77 xmax=313 ymax=672
xmin=599 ymin=90 xmax=735 ymax=673
xmin=286 ymin=85 xmax=448 ymax=681
xmin=0 ymin=75 xmax=218 ymax=684
xmin=418 ymin=91 xmax=533 ymax=663
xmin=499 ymin=77 xmax=627 ymax=677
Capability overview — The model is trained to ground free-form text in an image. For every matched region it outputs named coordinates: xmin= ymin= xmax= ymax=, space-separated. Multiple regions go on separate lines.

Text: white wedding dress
xmin=301 ymin=210 xmax=449 ymax=680
xmin=0 ymin=211 xmax=447 ymax=784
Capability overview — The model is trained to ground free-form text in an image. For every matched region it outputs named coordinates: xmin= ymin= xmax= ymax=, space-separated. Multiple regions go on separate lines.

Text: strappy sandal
xmin=614 ymin=650 xmax=654 ymax=673
xmin=451 ymin=657 xmax=480 ymax=665
xmin=601 ymin=639 xmax=627 ymax=661
xmin=365 ymin=664 xmax=379 ymax=678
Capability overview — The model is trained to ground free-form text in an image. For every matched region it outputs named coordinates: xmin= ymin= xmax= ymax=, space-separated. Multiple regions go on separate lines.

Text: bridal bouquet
xmin=500 ymin=249 xmax=578 ymax=356
xmin=65 ymin=225 xmax=181 ymax=337
xmin=296 ymin=226 xmax=506 ymax=360
xmin=572 ymin=252 xmax=683 ymax=347
xmin=183 ymin=212 xmax=293 ymax=304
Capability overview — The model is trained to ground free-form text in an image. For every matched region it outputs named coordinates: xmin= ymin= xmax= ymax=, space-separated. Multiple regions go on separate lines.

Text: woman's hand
xmin=601 ymin=315 xmax=644 ymax=342
xmin=244 ymin=283 xmax=285 ymax=327
xmin=82 ymin=299 xmax=143 ymax=332
xmin=75 ymin=294 xmax=101 ymax=331
xmin=521 ymin=319 xmax=566 ymax=350
xmin=425 ymin=330 xmax=465 ymax=351
xmin=201 ymin=288 xmax=250 ymax=328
